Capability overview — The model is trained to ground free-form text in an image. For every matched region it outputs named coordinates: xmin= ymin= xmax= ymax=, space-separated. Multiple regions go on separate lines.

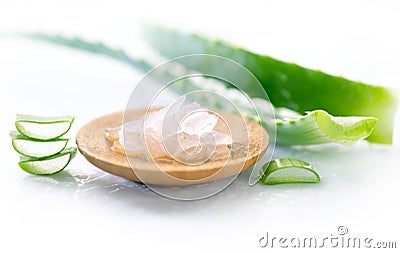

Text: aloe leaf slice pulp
xmin=260 ymin=158 xmax=320 ymax=185
xmin=18 ymin=147 xmax=77 ymax=175
xmin=15 ymin=114 xmax=75 ymax=140
xmin=10 ymin=131 xmax=69 ymax=158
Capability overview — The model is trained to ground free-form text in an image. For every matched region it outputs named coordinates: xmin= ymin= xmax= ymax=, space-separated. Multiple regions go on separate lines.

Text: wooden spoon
xmin=76 ymin=108 xmax=268 ymax=186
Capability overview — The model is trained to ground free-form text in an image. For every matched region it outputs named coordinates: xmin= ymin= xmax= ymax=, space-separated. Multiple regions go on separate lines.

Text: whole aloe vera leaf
xmin=22 ymin=33 xmax=153 ymax=72
xmin=169 ymin=74 xmax=377 ymax=148
xmin=170 ymin=76 xmax=377 ymax=146
xmin=141 ymin=26 xmax=399 ymax=144
xmin=22 ymin=34 xmax=377 ymax=146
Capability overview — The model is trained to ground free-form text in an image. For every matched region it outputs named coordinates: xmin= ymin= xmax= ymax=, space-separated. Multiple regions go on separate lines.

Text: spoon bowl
xmin=76 ymin=109 xmax=268 ymax=186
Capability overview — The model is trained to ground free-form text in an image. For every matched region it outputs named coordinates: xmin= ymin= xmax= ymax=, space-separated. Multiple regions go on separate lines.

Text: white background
xmin=1 ymin=0 xmax=399 ymax=252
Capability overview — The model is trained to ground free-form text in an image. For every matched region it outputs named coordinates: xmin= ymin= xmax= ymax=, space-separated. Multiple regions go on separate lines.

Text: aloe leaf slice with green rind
xmin=260 ymin=158 xmax=320 ymax=185
xmin=18 ymin=147 xmax=77 ymax=175
xmin=15 ymin=114 xmax=75 ymax=140
xmin=10 ymin=131 xmax=69 ymax=158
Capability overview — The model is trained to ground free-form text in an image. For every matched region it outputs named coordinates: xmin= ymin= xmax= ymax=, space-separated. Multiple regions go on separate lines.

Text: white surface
xmin=1 ymin=1 xmax=400 ymax=252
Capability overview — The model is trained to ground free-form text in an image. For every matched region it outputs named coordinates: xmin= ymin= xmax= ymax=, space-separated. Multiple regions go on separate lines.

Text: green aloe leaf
xmin=20 ymin=33 xmax=152 ymax=72
xmin=141 ymin=26 xmax=399 ymax=144
xmin=20 ymin=34 xmax=378 ymax=146
xmin=272 ymin=109 xmax=376 ymax=146
xmin=261 ymin=158 xmax=320 ymax=185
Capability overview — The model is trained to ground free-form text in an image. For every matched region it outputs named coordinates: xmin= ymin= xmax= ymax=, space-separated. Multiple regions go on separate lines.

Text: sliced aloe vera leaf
xmin=10 ymin=131 xmax=69 ymax=158
xmin=18 ymin=147 xmax=77 ymax=175
xmin=15 ymin=114 xmax=75 ymax=140
xmin=260 ymin=158 xmax=320 ymax=185
xmin=273 ymin=109 xmax=377 ymax=146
